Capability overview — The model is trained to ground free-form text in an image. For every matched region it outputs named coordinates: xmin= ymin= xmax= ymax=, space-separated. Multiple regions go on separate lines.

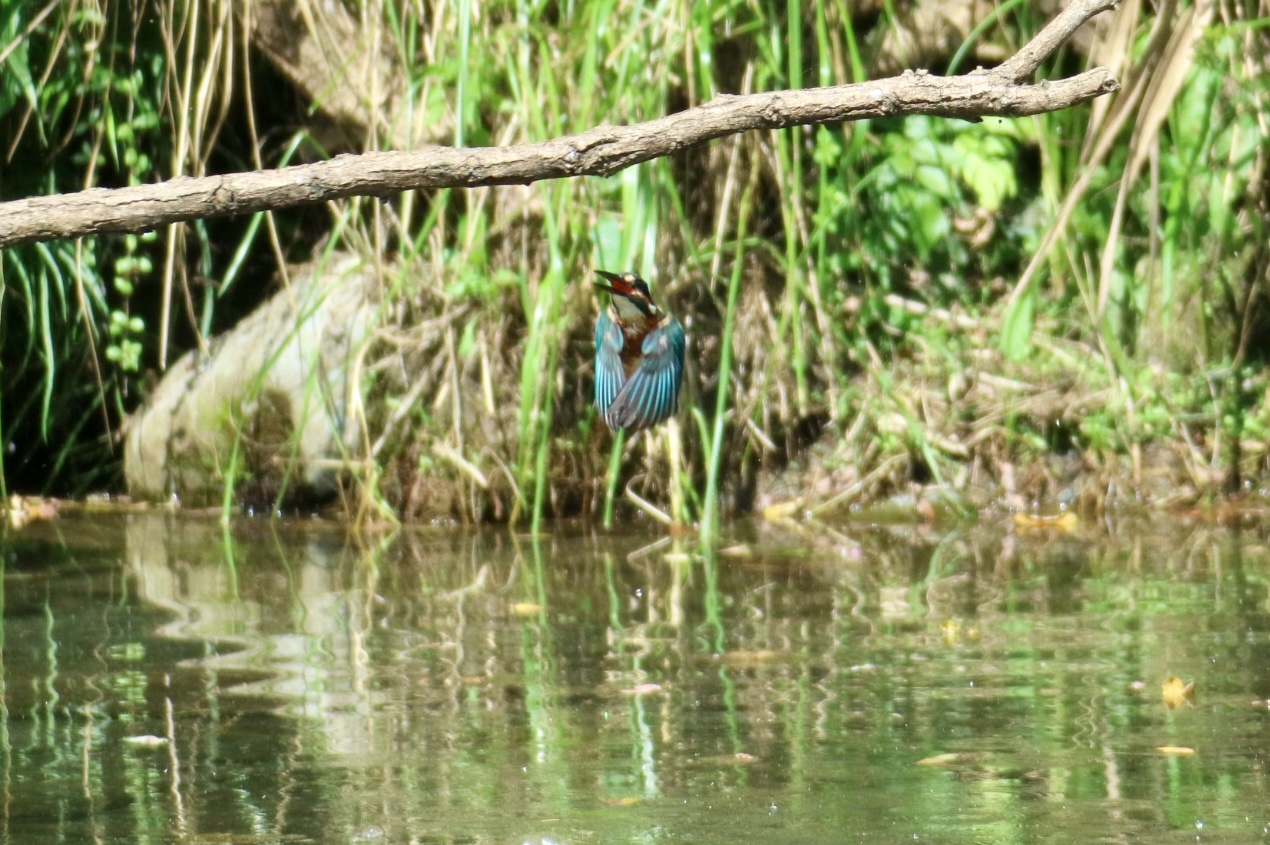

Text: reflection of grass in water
xmin=699 ymin=548 xmax=727 ymax=655
xmin=7 ymin=1 xmax=1270 ymax=528
xmin=220 ymin=519 xmax=240 ymax=598
xmin=11 ymin=520 xmax=1270 ymax=840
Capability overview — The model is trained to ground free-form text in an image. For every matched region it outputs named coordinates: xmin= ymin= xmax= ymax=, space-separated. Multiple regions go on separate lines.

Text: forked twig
xmin=0 ymin=0 xmax=1119 ymax=249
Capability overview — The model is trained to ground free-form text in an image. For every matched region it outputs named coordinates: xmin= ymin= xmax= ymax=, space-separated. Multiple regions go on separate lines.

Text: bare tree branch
xmin=0 ymin=0 xmax=1118 ymax=249
xmin=999 ymin=0 xmax=1117 ymax=80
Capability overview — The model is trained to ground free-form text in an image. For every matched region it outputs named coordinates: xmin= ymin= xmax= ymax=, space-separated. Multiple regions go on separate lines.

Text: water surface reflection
xmin=4 ymin=513 xmax=1270 ymax=843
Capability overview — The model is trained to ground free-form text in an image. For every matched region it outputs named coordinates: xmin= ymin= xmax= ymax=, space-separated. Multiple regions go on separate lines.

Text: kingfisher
xmin=593 ymin=270 xmax=686 ymax=433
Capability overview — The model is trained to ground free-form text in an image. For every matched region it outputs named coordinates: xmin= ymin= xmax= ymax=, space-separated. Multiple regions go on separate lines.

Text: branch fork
xmin=0 ymin=0 xmax=1118 ymax=249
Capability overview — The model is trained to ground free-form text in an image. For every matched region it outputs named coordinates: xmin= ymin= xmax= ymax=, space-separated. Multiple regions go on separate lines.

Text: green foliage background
xmin=1 ymin=0 xmax=1268 ymax=522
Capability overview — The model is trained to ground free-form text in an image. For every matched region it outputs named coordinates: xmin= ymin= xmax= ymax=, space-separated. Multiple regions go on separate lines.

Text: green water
xmin=3 ymin=512 xmax=1270 ymax=844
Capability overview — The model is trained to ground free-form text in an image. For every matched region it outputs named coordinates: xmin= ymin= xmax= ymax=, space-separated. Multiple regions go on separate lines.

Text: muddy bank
xmin=120 ymin=251 xmax=1270 ymax=523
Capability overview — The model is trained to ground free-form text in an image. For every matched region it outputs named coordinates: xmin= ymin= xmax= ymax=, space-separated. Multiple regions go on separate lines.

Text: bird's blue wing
xmin=606 ymin=317 xmax=686 ymax=432
xmin=594 ymin=308 xmax=627 ymax=420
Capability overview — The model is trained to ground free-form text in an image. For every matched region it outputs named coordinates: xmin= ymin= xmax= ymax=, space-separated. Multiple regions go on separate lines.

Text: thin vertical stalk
xmin=0 ymin=383 xmax=5 ymax=503
xmin=455 ymin=0 xmax=471 ymax=148
xmin=219 ymin=521 xmax=240 ymax=597
xmin=602 ymin=429 xmax=625 ymax=528
xmin=775 ymin=131 xmax=810 ymax=412
xmin=700 ymin=170 xmax=757 ymax=545
xmin=0 ymin=259 xmax=5 ymax=501
xmin=779 ymin=0 xmax=810 ymax=412
xmin=666 ymin=418 xmax=685 ymax=526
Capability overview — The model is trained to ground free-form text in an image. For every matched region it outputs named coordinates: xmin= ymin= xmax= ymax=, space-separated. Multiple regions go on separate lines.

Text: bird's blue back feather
xmin=594 ymin=309 xmax=626 ymax=421
xmin=604 ymin=317 xmax=685 ymax=432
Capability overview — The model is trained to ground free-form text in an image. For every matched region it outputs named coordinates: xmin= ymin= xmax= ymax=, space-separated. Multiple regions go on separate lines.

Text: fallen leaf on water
xmin=1162 ymin=675 xmax=1196 ymax=709
xmin=620 ymin=683 xmax=663 ymax=696
xmin=940 ymin=619 xmax=980 ymax=644
xmin=761 ymin=499 xmax=802 ymax=521
xmin=699 ymin=752 xmax=758 ymax=766
xmin=1156 ymin=746 xmax=1196 ymax=756
xmin=722 ymin=649 xmax=786 ymax=667
xmin=1012 ymin=511 xmax=1078 ymax=532
xmin=916 ymin=753 xmax=963 ymax=767
xmin=124 ymin=735 xmax=169 ymax=747
xmin=600 ymin=797 xmax=643 ymax=807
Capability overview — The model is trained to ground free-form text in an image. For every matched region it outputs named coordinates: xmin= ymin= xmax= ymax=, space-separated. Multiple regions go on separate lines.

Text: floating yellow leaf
xmin=1156 ymin=746 xmax=1196 ymax=756
xmin=1013 ymin=511 xmax=1078 ymax=532
xmin=1162 ymin=675 xmax=1196 ymax=709
xmin=761 ymin=499 xmax=802 ymax=521
xmin=940 ymin=619 xmax=980 ymax=644
xmin=600 ymin=797 xmax=643 ymax=807
xmin=916 ymin=753 xmax=962 ymax=767
xmin=510 ymin=602 xmax=547 ymax=616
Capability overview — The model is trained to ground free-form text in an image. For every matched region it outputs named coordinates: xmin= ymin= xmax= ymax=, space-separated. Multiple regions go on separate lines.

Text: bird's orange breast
xmin=617 ymin=313 xmax=663 ymax=376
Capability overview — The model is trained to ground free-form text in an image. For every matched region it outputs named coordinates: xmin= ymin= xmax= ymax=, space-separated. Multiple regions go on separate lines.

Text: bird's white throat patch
xmin=611 ymin=295 xmax=654 ymax=322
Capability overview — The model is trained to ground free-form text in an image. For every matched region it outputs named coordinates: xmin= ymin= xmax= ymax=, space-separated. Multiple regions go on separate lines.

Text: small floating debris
xmin=1012 ymin=511 xmax=1078 ymax=532
xmin=698 ymin=752 xmax=758 ymax=766
xmin=600 ymin=796 xmax=643 ymax=807
xmin=721 ymin=649 xmax=787 ymax=667
xmin=915 ymin=751 xmax=995 ymax=770
xmin=510 ymin=602 xmax=547 ymax=616
xmin=620 ymin=683 xmax=663 ymax=696
xmin=5 ymin=495 xmax=59 ymax=529
xmin=916 ymin=753 xmax=963 ymax=767
xmin=761 ymin=499 xmax=803 ymax=522
xmin=1156 ymin=746 xmax=1196 ymax=756
xmin=1162 ymin=675 xmax=1196 ymax=709
xmin=940 ymin=619 xmax=980 ymax=644
xmin=123 ymin=735 xmax=169 ymax=747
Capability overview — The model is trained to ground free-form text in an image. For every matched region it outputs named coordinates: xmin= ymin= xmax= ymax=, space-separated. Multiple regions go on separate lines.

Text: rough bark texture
xmin=0 ymin=0 xmax=1118 ymax=249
